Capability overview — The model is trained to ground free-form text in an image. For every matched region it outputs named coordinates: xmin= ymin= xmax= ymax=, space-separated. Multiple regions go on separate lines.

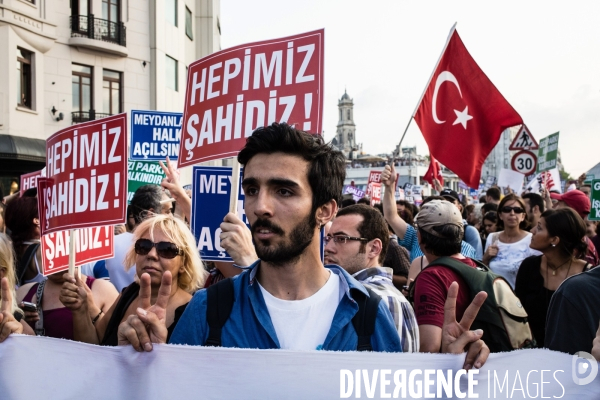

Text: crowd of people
xmin=0 ymin=123 xmax=599 ymax=368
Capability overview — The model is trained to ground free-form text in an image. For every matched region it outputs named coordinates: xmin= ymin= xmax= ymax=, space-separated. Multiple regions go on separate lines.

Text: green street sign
xmin=584 ymin=174 xmax=595 ymax=184
xmin=591 ymin=180 xmax=600 ymax=221
xmin=536 ymin=132 xmax=560 ymax=173
xmin=127 ymin=160 xmax=166 ymax=204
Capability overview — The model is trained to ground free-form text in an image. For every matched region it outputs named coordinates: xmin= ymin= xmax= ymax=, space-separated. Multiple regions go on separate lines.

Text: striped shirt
xmin=353 ymin=267 xmax=420 ymax=353
xmin=398 ymin=224 xmax=476 ymax=262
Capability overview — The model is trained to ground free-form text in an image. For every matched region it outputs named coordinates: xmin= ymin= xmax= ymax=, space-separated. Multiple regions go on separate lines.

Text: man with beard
xmin=117 ymin=124 xmax=492 ymax=365
xmin=522 ymin=192 xmax=545 ymax=231
xmin=117 ymin=123 xmax=401 ymax=352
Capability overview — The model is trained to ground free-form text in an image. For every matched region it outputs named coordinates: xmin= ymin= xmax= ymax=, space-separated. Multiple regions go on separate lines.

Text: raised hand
xmin=60 ymin=272 xmax=91 ymax=313
xmin=219 ymin=212 xmax=257 ymax=266
xmin=0 ymin=277 xmax=23 ymax=342
xmin=380 ymin=164 xmax=396 ymax=188
xmin=441 ymin=281 xmax=489 ymax=370
xmin=159 ymin=156 xmax=191 ymax=220
xmin=117 ymin=272 xmax=171 ymax=351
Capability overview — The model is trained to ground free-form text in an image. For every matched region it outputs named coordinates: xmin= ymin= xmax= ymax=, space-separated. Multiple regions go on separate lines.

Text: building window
xmin=103 ymin=69 xmax=121 ymax=114
xmin=72 ymin=64 xmax=93 ymax=114
xmin=166 ymin=0 xmax=177 ymax=26
xmin=166 ymin=55 xmax=178 ymax=91
xmin=102 ymin=0 xmax=120 ymax=22
xmin=185 ymin=7 xmax=193 ymax=40
xmin=17 ymin=48 xmax=33 ymax=109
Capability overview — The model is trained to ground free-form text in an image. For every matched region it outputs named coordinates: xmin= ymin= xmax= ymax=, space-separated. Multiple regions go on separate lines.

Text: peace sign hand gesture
xmin=117 ymin=272 xmax=171 ymax=351
xmin=0 ymin=277 xmax=23 ymax=342
xmin=442 ymin=281 xmax=490 ymax=370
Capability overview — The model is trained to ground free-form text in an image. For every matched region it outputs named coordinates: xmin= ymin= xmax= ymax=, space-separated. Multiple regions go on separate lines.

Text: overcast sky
xmin=220 ymin=0 xmax=600 ymax=177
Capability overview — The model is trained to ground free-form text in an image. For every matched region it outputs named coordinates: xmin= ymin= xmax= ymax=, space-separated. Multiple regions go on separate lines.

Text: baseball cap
xmin=550 ymin=190 xmax=591 ymax=218
xmin=440 ymin=188 xmax=460 ymax=202
xmin=415 ymin=199 xmax=464 ymax=238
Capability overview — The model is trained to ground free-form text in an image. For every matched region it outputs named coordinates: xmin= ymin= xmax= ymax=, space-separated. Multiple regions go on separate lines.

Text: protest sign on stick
xmin=177 ymin=29 xmax=324 ymax=167
xmin=38 ymin=114 xmax=128 ymax=235
xmin=127 ymin=160 xmax=167 ymax=203
xmin=41 ymin=226 xmax=114 ymax=276
xmin=130 ymin=110 xmax=182 ymax=161
xmin=537 ymin=132 xmax=560 ymax=173
xmin=20 ymin=169 xmax=44 ymax=196
xmin=590 ymin=180 xmax=600 ymax=221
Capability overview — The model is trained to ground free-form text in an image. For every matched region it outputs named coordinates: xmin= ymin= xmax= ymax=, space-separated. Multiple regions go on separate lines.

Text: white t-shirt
xmin=258 ymin=271 xmax=343 ymax=350
xmin=485 ymin=232 xmax=542 ymax=289
xmin=104 ymin=232 xmax=136 ymax=292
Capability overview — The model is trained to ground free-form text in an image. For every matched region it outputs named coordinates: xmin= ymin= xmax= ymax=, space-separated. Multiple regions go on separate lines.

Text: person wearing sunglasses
xmin=482 ymin=194 xmax=541 ymax=288
xmin=88 ymin=214 xmax=206 ymax=346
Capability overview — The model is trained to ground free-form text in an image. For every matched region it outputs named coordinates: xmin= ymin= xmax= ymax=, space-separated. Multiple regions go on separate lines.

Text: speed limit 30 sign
xmin=511 ymin=150 xmax=537 ymax=175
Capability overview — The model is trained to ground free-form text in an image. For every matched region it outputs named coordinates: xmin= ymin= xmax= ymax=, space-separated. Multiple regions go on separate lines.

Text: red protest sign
xmin=369 ymin=183 xmax=382 ymax=206
xmin=20 ymin=169 xmax=44 ymax=196
xmin=41 ymin=226 xmax=114 ymax=276
xmin=368 ymin=171 xmax=381 ymax=184
xmin=39 ymin=114 xmax=127 ymax=235
xmin=178 ymin=29 xmax=324 ymax=167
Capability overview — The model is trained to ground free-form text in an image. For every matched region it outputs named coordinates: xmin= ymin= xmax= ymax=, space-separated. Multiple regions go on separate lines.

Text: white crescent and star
xmin=431 ymin=71 xmax=473 ymax=129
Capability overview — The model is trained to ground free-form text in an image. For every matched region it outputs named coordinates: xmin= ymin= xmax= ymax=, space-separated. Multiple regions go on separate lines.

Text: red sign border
xmin=178 ymin=29 xmax=325 ymax=168
xmin=511 ymin=150 xmax=537 ymax=175
xmin=509 ymin=124 xmax=539 ymax=151
xmin=41 ymin=113 xmax=128 ymax=235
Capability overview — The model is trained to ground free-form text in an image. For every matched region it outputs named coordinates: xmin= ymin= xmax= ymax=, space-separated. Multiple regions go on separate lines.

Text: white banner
xmin=0 ymin=335 xmax=599 ymax=399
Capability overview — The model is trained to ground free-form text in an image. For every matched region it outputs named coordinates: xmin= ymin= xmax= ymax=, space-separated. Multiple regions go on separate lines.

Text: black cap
xmin=440 ymin=188 xmax=460 ymax=202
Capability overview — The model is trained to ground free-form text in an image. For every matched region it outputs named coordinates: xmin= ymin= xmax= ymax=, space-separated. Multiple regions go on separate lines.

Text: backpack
xmin=204 ymin=277 xmax=382 ymax=351
xmin=408 ymin=256 xmax=536 ymax=352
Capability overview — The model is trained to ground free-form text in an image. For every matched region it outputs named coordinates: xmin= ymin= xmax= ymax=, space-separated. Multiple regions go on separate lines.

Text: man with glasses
xmin=324 ymin=204 xmax=419 ymax=352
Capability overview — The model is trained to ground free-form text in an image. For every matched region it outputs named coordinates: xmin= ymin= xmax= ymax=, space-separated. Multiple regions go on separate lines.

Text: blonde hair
xmin=0 ymin=233 xmax=20 ymax=314
xmin=124 ymin=214 xmax=206 ymax=293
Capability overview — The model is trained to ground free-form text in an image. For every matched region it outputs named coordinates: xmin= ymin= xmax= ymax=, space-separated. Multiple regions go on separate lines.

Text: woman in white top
xmin=482 ymin=194 xmax=541 ymax=288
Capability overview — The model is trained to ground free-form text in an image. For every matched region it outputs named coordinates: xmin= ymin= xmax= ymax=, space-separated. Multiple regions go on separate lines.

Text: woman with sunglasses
xmin=482 ymin=194 xmax=541 ymax=288
xmin=515 ymin=208 xmax=592 ymax=348
xmin=92 ymin=214 xmax=206 ymax=346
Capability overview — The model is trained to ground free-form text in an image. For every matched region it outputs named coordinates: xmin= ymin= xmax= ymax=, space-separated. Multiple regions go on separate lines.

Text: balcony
xmin=68 ymin=15 xmax=128 ymax=57
xmin=72 ymin=110 xmax=113 ymax=125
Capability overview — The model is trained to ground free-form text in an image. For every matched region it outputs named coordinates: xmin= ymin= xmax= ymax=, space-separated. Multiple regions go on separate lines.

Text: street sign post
xmin=537 ymin=132 xmax=560 ymax=173
xmin=511 ymin=150 xmax=537 ymax=175
xmin=509 ymin=124 xmax=539 ymax=150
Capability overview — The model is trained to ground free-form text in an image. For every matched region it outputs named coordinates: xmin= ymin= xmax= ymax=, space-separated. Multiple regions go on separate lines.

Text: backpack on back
xmin=204 ymin=277 xmax=382 ymax=351
xmin=409 ymin=256 xmax=536 ymax=352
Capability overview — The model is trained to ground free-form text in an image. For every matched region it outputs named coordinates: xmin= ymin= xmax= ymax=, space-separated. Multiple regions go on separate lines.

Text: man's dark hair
xmin=238 ymin=123 xmax=346 ymax=216
xmin=396 ymin=200 xmax=408 ymax=206
xmin=522 ymin=192 xmax=545 ymax=213
xmin=130 ymin=184 xmax=164 ymax=225
xmin=341 ymin=198 xmax=356 ymax=208
xmin=481 ymin=202 xmax=498 ymax=215
xmin=22 ymin=188 xmax=37 ymax=198
xmin=356 ymin=197 xmax=370 ymax=205
xmin=486 ymin=187 xmax=501 ymax=201
xmin=483 ymin=211 xmax=498 ymax=224
xmin=421 ymin=195 xmax=446 ymax=206
xmin=336 ymin=204 xmax=389 ymax=264
xmin=5 ymin=196 xmax=38 ymax=243
xmin=541 ymin=208 xmax=587 ymax=257
xmin=418 ymin=225 xmax=463 ymax=257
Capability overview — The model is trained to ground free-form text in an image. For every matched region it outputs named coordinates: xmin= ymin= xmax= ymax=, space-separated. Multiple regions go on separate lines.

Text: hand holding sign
xmin=0 ymin=278 xmax=23 ymax=342
xmin=59 ymin=272 xmax=92 ymax=314
xmin=219 ymin=212 xmax=258 ymax=266
xmin=117 ymin=272 xmax=170 ymax=351
xmin=442 ymin=281 xmax=489 ymax=370
xmin=380 ymin=164 xmax=396 ymax=188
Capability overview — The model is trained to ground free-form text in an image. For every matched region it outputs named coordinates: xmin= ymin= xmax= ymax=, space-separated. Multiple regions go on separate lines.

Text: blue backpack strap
xmin=351 ymin=287 xmax=382 ymax=352
xmin=204 ymin=278 xmax=235 ymax=347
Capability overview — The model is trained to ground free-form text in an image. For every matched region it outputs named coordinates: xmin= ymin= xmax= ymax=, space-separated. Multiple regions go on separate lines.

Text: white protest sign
xmin=0 ymin=336 xmax=598 ymax=399
xmin=497 ymin=168 xmax=525 ymax=193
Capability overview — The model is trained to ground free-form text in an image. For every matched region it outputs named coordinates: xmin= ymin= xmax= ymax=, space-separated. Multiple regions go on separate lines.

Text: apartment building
xmin=0 ymin=0 xmax=221 ymax=193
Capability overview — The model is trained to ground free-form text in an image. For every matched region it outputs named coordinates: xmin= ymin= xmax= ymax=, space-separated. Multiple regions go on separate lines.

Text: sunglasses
xmin=501 ymin=206 xmax=525 ymax=214
xmin=134 ymin=239 xmax=184 ymax=259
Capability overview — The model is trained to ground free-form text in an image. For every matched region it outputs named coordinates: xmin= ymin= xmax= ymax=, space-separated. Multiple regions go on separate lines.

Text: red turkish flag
xmin=413 ymin=29 xmax=523 ymax=188
xmin=423 ymin=153 xmax=444 ymax=186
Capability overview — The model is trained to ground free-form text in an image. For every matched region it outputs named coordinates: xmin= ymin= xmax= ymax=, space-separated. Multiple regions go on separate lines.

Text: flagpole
xmin=394 ymin=22 xmax=458 ymax=152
